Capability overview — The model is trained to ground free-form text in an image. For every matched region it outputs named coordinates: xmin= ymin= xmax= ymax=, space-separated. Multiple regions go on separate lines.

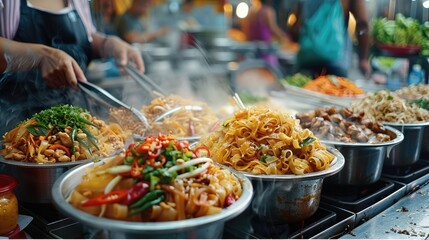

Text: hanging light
xmin=236 ymin=2 xmax=249 ymax=19
xmin=423 ymin=0 xmax=429 ymax=8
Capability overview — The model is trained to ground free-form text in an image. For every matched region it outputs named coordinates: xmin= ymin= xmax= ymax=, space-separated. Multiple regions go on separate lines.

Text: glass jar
xmin=0 ymin=174 xmax=18 ymax=236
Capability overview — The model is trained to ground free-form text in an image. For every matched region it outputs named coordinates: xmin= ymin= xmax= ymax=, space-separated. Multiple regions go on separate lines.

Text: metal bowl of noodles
xmin=321 ymin=126 xmax=404 ymax=186
xmin=51 ymin=156 xmax=253 ymax=239
xmin=382 ymin=121 xmax=429 ymax=167
xmin=0 ymin=156 xmax=95 ymax=203
xmin=243 ymin=147 xmax=344 ymax=224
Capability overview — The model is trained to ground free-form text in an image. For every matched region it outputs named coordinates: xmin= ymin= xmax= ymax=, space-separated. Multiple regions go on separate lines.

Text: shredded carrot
xmin=49 ymin=144 xmax=71 ymax=157
xmin=303 ymin=75 xmax=364 ymax=97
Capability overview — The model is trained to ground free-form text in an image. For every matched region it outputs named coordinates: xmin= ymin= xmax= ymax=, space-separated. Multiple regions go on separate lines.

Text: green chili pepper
xmin=69 ymin=126 xmax=77 ymax=154
xmin=150 ymin=175 xmax=160 ymax=191
xmin=129 ymin=189 xmax=164 ymax=209
xmin=129 ymin=194 xmax=165 ymax=215
xmin=77 ymin=138 xmax=92 ymax=154
xmin=124 ymin=155 xmax=134 ymax=165
xmin=81 ymin=127 xmax=100 ymax=150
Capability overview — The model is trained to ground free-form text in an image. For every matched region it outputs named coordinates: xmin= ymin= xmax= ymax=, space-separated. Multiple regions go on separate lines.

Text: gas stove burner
xmin=321 ymin=180 xmax=395 ymax=212
xmin=382 ymin=160 xmax=429 ymax=184
xmin=223 ymin=207 xmax=336 ymax=239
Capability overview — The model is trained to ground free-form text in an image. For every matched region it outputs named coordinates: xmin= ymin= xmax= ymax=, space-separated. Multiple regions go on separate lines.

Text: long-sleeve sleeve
xmin=0 ymin=0 xmax=20 ymax=39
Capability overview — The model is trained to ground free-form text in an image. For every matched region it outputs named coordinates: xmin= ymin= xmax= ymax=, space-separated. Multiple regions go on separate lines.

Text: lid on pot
xmin=0 ymin=174 xmax=17 ymax=193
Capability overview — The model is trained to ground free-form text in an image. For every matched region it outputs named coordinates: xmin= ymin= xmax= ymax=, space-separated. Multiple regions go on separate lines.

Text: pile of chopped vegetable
xmin=281 ymin=73 xmax=312 ymax=87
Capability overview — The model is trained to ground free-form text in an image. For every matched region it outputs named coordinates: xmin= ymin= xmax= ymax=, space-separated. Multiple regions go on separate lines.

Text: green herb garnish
xmin=26 ymin=104 xmax=99 ymax=153
xmin=260 ymin=155 xmax=268 ymax=163
xmin=300 ymin=137 xmax=316 ymax=147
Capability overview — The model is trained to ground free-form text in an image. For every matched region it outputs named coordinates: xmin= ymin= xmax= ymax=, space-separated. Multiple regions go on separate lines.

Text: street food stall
xmin=1 ymin=0 xmax=429 ymax=239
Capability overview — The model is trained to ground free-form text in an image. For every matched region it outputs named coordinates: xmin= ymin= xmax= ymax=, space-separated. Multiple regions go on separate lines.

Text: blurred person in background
xmin=240 ymin=0 xmax=293 ymax=69
xmin=0 ymin=0 xmax=144 ymax=136
xmin=114 ymin=0 xmax=170 ymax=44
xmin=92 ymin=0 xmax=118 ymax=35
xmin=291 ymin=0 xmax=371 ymax=78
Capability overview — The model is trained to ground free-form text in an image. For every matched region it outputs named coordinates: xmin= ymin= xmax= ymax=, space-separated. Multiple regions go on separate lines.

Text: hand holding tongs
xmin=78 ymin=81 xmax=151 ymax=129
xmin=124 ymin=64 xmax=167 ymax=97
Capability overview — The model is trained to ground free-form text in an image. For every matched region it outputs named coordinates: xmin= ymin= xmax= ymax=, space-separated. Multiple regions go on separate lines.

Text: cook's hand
xmin=1 ymin=39 xmax=85 ymax=88
xmin=103 ymin=36 xmax=145 ymax=72
xmin=359 ymin=59 xmax=372 ymax=79
xmin=38 ymin=46 xmax=86 ymax=88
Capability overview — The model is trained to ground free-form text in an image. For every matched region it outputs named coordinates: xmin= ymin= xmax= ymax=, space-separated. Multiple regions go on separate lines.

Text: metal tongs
xmin=153 ymin=105 xmax=203 ymax=123
xmin=78 ymin=81 xmax=151 ymax=129
xmin=124 ymin=64 xmax=167 ymax=97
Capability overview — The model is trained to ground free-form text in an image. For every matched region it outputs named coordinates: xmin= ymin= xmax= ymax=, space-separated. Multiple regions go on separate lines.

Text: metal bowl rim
xmin=382 ymin=121 xmax=429 ymax=127
xmin=132 ymin=134 xmax=201 ymax=142
xmin=319 ymin=126 xmax=404 ymax=147
xmin=51 ymin=156 xmax=253 ymax=233
xmin=242 ymin=146 xmax=344 ymax=181
xmin=0 ymin=146 xmax=122 ymax=168
xmin=0 ymin=155 xmax=96 ymax=168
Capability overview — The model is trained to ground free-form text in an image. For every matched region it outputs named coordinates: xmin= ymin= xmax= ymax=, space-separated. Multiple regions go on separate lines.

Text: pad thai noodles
xmin=0 ymin=104 xmax=128 ymax=163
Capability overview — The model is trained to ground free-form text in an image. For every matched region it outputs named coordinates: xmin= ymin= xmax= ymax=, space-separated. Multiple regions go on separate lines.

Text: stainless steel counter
xmin=340 ymin=180 xmax=429 ymax=239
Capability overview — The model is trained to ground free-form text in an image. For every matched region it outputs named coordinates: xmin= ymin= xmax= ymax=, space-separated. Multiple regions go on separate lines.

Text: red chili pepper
xmin=193 ymin=146 xmax=211 ymax=158
xmin=224 ymin=193 xmax=236 ymax=208
xmin=148 ymin=155 xmax=166 ymax=168
xmin=81 ymin=189 xmax=128 ymax=207
xmin=174 ymin=140 xmax=189 ymax=151
xmin=148 ymin=148 xmax=161 ymax=158
xmin=131 ymin=159 xmax=143 ymax=177
xmin=127 ymin=143 xmax=135 ymax=151
xmin=160 ymin=139 xmax=170 ymax=148
xmin=137 ymin=143 xmax=150 ymax=154
xmin=122 ymin=181 xmax=150 ymax=205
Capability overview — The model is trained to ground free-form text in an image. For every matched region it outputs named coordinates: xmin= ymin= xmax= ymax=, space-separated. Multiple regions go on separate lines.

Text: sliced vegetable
xmin=224 ymin=193 xmax=236 ymax=207
xmin=300 ymin=137 xmax=316 ymax=147
xmin=81 ymin=189 xmax=128 ymax=207
xmin=122 ymin=181 xmax=150 ymax=205
xmin=193 ymin=146 xmax=210 ymax=158
xmin=129 ymin=189 xmax=164 ymax=209
xmin=131 ymin=159 xmax=143 ymax=177
xmin=49 ymin=144 xmax=71 ymax=157
xmin=129 ymin=195 xmax=165 ymax=215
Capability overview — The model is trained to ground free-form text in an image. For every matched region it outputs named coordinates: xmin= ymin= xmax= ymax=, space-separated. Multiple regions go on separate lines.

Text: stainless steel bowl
xmin=243 ymin=147 xmax=344 ymax=224
xmin=0 ymin=157 xmax=94 ymax=203
xmin=420 ymin=126 xmax=429 ymax=156
xmin=322 ymin=126 xmax=404 ymax=186
xmin=383 ymin=122 xmax=429 ymax=167
xmin=51 ymin=157 xmax=253 ymax=239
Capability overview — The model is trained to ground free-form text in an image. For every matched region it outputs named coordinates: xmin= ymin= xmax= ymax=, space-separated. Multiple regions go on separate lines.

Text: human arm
xmin=264 ymin=7 xmax=290 ymax=43
xmin=123 ymin=26 xmax=170 ymax=44
xmin=115 ymin=13 xmax=170 ymax=44
xmin=0 ymin=37 xmax=86 ymax=88
xmin=91 ymin=33 xmax=145 ymax=72
xmin=350 ymin=0 xmax=371 ymax=77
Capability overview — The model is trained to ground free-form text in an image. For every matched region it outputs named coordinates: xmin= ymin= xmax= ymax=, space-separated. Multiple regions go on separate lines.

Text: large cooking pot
xmin=383 ymin=121 xmax=429 ymax=167
xmin=0 ymin=157 xmax=94 ymax=203
xmin=244 ymin=147 xmax=344 ymax=224
xmin=322 ymin=126 xmax=404 ymax=186
xmin=51 ymin=157 xmax=253 ymax=239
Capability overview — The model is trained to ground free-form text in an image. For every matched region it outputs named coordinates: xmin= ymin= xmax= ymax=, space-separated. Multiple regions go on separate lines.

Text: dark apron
xmin=0 ymin=0 xmax=92 ymax=136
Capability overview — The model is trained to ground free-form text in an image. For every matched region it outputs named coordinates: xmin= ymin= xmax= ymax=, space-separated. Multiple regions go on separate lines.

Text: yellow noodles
xmin=350 ymin=90 xmax=429 ymax=124
xmin=198 ymin=106 xmax=334 ymax=175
